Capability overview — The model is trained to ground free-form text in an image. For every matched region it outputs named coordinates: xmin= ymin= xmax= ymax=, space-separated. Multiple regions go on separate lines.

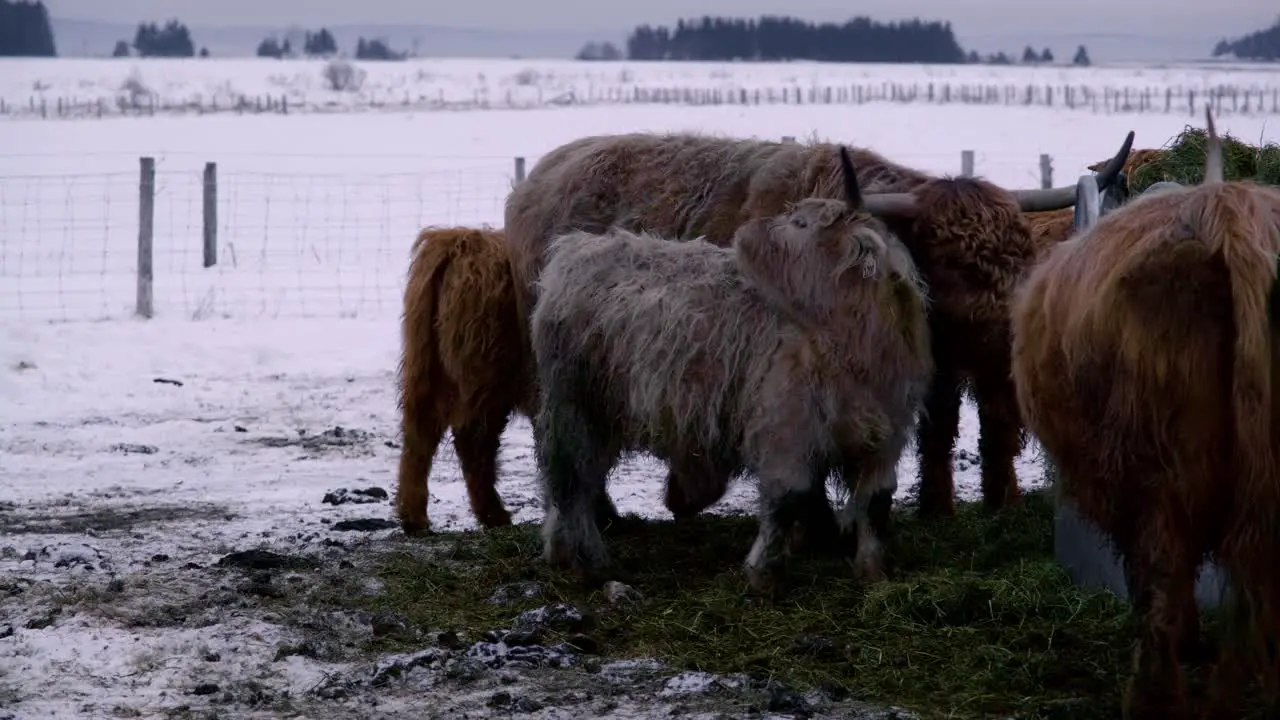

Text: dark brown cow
xmin=1011 ymin=112 xmax=1280 ymax=718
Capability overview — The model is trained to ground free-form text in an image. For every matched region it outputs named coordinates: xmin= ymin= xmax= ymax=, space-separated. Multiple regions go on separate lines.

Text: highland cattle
xmin=1011 ymin=112 xmax=1279 ymax=718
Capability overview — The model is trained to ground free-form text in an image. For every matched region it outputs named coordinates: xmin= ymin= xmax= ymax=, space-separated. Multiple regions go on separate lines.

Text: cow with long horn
xmin=505 ymin=129 xmax=1135 ymax=521
xmin=1011 ymin=109 xmax=1280 ymax=717
xmin=532 ymin=149 xmax=933 ymax=594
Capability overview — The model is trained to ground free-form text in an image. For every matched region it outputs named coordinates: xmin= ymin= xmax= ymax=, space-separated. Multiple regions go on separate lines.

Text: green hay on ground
xmin=359 ymin=492 xmax=1271 ymax=719
xmin=1130 ymin=126 xmax=1280 ymax=193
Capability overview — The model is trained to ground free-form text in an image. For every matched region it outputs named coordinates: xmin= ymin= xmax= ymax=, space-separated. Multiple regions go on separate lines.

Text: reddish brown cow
xmin=396 ymin=226 xmax=533 ymax=532
xmin=1011 ymin=112 xmax=1280 ymax=718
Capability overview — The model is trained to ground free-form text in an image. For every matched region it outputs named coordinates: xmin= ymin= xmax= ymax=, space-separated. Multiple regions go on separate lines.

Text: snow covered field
xmin=1 ymin=94 xmax=1277 ymax=718
xmin=3 ymin=57 xmax=1279 ymax=119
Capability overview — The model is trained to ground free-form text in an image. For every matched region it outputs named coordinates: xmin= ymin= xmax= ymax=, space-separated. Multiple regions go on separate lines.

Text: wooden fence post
xmin=514 ymin=157 xmax=526 ymax=184
xmin=1039 ymin=154 xmax=1053 ymax=189
xmin=960 ymin=150 xmax=975 ymax=177
xmin=203 ymin=162 xmax=218 ymax=268
xmin=137 ymin=157 xmax=155 ymax=318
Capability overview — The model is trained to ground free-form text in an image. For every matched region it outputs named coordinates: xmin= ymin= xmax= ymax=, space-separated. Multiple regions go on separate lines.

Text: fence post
xmin=203 ymin=162 xmax=218 ymax=268
xmin=960 ymin=150 xmax=974 ymax=177
xmin=1039 ymin=154 xmax=1053 ymax=189
xmin=137 ymin=157 xmax=155 ymax=319
xmin=514 ymin=157 xmax=526 ymax=184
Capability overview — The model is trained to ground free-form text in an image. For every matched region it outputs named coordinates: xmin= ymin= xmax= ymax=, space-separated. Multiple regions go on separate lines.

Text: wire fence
xmin=5 ymin=80 xmax=1279 ymax=121
xmin=0 ymin=146 xmax=1113 ymax=323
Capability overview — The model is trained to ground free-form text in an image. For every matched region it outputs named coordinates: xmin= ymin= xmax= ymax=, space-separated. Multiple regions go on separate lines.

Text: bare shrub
xmin=323 ymin=58 xmax=366 ymax=93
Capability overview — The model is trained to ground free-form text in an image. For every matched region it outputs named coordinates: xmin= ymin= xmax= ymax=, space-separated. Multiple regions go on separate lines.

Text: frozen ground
xmin=1 ymin=101 xmax=1275 ymax=718
xmin=0 ymin=317 xmax=1022 ymax=719
xmin=2 ymin=57 xmax=1278 ymax=119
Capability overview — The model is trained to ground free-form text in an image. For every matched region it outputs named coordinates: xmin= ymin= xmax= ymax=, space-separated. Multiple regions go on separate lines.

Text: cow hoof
xmin=399 ymin=516 xmax=430 ymax=537
xmin=478 ymin=509 xmax=513 ymax=529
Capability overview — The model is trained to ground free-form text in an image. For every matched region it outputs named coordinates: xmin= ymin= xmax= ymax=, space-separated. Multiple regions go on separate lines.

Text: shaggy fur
xmin=505 ymin=132 xmax=1132 ymax=520
xmin=396 ymin=226 xmax=536 ymax=532
xmin=1011 ymin=123 xmax=1280 ymax=716
xmin=531 ymin=190 xmax=934 ymax=595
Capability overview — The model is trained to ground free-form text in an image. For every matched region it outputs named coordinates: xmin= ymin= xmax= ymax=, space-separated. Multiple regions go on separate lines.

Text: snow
xmin=3 ymin=57 xmax=1279 ymax=119
xmin=1 ymin=57 xmax=1277 ymax=718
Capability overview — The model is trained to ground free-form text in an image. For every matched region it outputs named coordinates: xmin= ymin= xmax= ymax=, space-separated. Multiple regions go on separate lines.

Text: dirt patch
xmin=0 ymin=503 xmax=236 ymax=535
xmin=247 ymin=425 xmax=380 ymax=458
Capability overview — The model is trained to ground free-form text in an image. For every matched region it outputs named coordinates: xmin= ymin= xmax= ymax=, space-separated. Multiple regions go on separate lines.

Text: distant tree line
xmin=0 ymin=0 xmax=56 ymax=57
xmin=620 ymin=15 xmax=967 ymax=63
xmin=577 ymin=15 xmax=1095 ymax=67
xmin=110 ymin=20 xmax=208 ymax=57
xmin=969 ymin=44 xmax=1091 ymax=67
xmin=257 ymin=28 xmax=406 ymax=60
xmin=1213 ymin=17 xmax=1280 ymax=61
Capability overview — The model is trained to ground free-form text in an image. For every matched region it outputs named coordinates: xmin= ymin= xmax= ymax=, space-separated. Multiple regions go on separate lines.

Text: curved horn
xmin=861 ymin=193 xmax=920 ymax=218
xmin=1203 ymin=108 xmax=1223 ymax=184
xmin=1072 ymin=175 xmax=1100 ymax=232
xmin=1011 ymin=130 xmax=1136 ymax=213
xmin=1095 ymin=130 xmax=1136 ymax=192
xmin=838 ymin=146 xmax=864 ymax=210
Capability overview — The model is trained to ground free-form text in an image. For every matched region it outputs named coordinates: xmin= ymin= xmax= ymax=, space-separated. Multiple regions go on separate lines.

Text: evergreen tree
xmin=304 ymin=29 xmax=338 ymax=56
xmin=1212 ymin=18 xmax=1280 ymax=60
xmin=131 ymin=20 xmax=196 ymax=58
xmin=1072 ymin=44 xmax=1091 ymax=66
xmin=0 ymin=0 xmax=57 ymax=57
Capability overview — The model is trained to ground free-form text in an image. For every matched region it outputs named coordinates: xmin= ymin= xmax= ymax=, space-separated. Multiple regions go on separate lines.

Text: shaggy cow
xmin=532 ymin=150 xmax=934 ymax=594
xmin=1011 ymin=112 xmax=1279 ymax=717
xmin=505 ymin=130 xmax=1133 ymax=520
xmin=396 ymin=226 xmax=535 ymax=533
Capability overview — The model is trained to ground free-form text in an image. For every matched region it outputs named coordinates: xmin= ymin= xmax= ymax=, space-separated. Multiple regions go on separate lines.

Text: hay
xmin=1128 ymin=126 xmax=1280 ymax=193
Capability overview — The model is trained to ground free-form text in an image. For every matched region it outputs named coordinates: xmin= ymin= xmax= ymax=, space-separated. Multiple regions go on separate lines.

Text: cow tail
xmin=1217 ymin=223 xmax=1279 ymax=695
xmin=398 ymin=229 xmax=460 ymax=437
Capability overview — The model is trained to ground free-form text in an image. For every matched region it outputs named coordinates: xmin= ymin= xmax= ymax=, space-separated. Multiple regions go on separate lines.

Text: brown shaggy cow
xmin=396 ymin=226 xmax=533 ymax=533
xmin=1011 ymin=112 xmax=1279 ymax=718
xmin=504 ymin=131 xmax=1133 ymax=520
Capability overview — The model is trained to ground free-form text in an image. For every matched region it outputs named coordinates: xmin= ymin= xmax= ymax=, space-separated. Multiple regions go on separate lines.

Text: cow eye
xmin=791 ymin=215 xmax=808 ymax=229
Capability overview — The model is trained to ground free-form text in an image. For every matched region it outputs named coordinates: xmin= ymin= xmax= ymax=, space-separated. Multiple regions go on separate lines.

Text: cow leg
xmin=396 ymin=407 xmax=447 ymax=536
xmin=1119 ymin=511 xmax=1198 ymax=720
xmin=537 ymin=401 xmax=617 ymax=582
xmin=838 ymin=453 xmax=899 ymax=582
xmin=971 ymin=366 xmax=1024 ymax=513
xmin=452 ymin=413 xmax=513 ymax=529
xmin=916 ymin=363 xmax=961 ymax=519
xmin=786 ymin=478 xmax=841 ymax=558
xmin=744 ymin=457 xmax=816 ymax=597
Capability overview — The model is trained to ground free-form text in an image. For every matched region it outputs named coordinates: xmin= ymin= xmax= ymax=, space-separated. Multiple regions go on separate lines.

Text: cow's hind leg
xmin=916 ymin=363 xmax=961 ymax=519
xmin=1120 ymin=507 xmax=1198 ymax=720
xmin=453 ymin=412 xmax=513 ymax=529
xmin=971 ymin=365 xmax=1023 ymax=513
xmin=397 ymin=405 xmax=447 ymax=536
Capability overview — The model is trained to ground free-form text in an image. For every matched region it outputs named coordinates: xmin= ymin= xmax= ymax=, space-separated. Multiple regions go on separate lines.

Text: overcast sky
xmin=43 ymin=0 xmax=1272 ymax=38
